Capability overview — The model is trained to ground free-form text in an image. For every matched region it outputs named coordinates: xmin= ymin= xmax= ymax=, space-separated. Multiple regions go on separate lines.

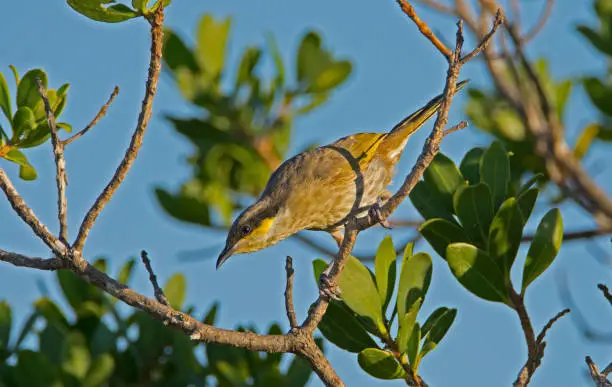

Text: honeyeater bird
xmin=217 ymin=81 xmax=467 ymax=269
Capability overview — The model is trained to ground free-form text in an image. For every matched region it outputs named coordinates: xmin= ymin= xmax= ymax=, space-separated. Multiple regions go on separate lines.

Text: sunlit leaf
xmin=358 ymin=348 xmax=406 ymax=380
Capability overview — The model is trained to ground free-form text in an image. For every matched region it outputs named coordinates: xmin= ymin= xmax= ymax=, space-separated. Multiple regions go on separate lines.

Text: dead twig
xmin=36 ymin=78 xmax=69 ymax=245
xmin=140 ymin=250 xmax=169 ymax=306
xmin=587 ymin=356 xmax=612 ymax=387
xmin=284 ymin=256 xmax=298 ymax=329
xmin=72 ymin=11 xmax=164 ymax=252
xmin=63 ymin=86 xmax=120 ymax=146
xmin=396 ymin=0 xmax=453 ymax=58
xmin=598 ymin=284 xmax=612 ymax=307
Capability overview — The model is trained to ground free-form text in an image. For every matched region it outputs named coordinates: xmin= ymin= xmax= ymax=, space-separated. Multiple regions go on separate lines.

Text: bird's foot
xmin=318 ymin=263 xmax=341 ymax=301
xmin=369 ymin=199 xmax=392 ymax=229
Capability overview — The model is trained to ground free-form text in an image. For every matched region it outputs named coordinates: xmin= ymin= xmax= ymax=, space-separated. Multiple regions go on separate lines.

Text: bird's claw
xmin=318 ymin=263 xmax=342 ymax=300
xmin=369 ymin=199 xmax=392 ymax=229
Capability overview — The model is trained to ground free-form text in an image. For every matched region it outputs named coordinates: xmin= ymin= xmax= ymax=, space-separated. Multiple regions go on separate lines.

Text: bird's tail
xmin=380 ymin=80 xmax=469 ymax=160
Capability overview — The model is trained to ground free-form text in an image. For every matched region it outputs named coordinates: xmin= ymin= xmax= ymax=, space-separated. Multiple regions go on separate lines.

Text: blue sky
xmin=1 ymin=0 xmax=611 ymax=386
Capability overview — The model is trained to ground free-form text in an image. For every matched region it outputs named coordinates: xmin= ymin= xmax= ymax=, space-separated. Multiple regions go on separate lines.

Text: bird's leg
xmin=318 ymin=261 xmax=341 ymax=300
xmin=369 ymin=197 xmax=392 ymax=229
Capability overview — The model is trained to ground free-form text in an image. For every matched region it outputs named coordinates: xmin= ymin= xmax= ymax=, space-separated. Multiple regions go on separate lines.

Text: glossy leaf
xmin=374 ymin=235 xmax=397 ymax=311
xmin=419 ymin=218 xmax=470 ymax=259
xmin=164 ymin=273 xmax=186 ymax=310
xmin=235 ymin=47 xmax=262 ymax=86
xmin=0 ymin=71 xmax=11 ymax=120
xmin=488 ymin=198 xmax=523 ymax=277
xmin=447 ymin=243 xmax=511 ymax=305
xmin=358 ymin=348 xmax=406 ymax=380
xmin=577 ymin=25 xmax=612 ymax=56
xmin=419 ymin=308 xmax=456 ymax=359
xmin=459 ymin=147 xmax=485 ymax=184
xmin=203 ymin=302 xmax=219 ymax=325
xmin=16 ymin=69 xmax=46 ymax=110
xmin=13 ymin=350 xmax=60 ymax=387
xmin=339 ymin=256 xmax=385 ymax=333
xmin=574 ymin=123 xmax=600 ymax=159
xmin=453 ymin=183 xmax=494 ymax=247
xmin=12 ymin=106 xmax=35 ymax=140
xmin=421 ymin=307 xmax=448 ymax=338
xmin=67 ymin=0 xmax=139 ymax=23
xmin=480 ymin=141 xmax=510 ymax=210
xmin=34 ymin=298 xmax=68 ymax=327
xmin=317 ymin=300 xmax=378 ymax=353
xmin=14 ymin=312 xmax=37 ymax=350
xmin=397 ymin=247 xmax=431 ymax=318
xmin=409 ymin=180 xmax=457 ymax=223
xmin=406 ymin=323 xmax=421 ymax=371
xmin=521 ymin=209 xmax=563 ymax=293
xmin=423 ymin=153 xmax=465 ymax=213
xmin=0 ymin=301 xmax=11 ymax=351
xmin=396 ymin=299 xmax=421 ymax=354
xmin=517 ymin=174 xmax=543 ymax=197
xmin=163 ymin=29 xmax=199 ymax=73
xmin=4 ymin=149 xmax=37 ymax=180
xmin=117 ymin=258 xmax=136 ymax=285
xmin=196 ymin=15 xmax=231 ymax=75
xmin=62 ymin=332 xmax=91 ymax=379
xmin=517 ymin=188 xmax=538 ymax=226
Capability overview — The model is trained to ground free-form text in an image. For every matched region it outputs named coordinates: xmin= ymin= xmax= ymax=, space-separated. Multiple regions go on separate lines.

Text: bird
xmin=217 ymin=81 xmax=467 ymax=270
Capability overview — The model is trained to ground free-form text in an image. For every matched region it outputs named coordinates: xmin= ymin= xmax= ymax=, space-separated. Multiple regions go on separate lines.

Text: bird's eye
xmin=241 ymin=225 xmax=252 ymax=235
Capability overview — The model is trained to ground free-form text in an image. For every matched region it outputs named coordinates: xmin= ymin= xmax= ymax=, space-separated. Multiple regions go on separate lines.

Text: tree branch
xmin=63 ymin=86 xmax=120 ymax=146
xmin=73 ymin=10 xmax=164 ymax=252
xmin=36 ymin=78 xmax=69 ymax=244
xmin=0 ymin=249 xmax=65 ymax=271
xmin=587 ymin=356 xmax=612 ymax=387
xmin=396 ymin=0 xmax=453 ymax=58
xmin=140 ymin=250 xmax=169 ymax=306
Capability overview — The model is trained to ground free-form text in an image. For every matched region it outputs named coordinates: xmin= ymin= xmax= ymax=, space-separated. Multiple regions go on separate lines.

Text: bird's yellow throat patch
xmin=249 ymin=217 xmax=275 ymax=238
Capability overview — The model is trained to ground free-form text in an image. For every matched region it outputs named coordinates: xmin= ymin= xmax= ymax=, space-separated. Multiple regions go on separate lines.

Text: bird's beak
xmin=216 ymin=244 xmax=236 ymax=270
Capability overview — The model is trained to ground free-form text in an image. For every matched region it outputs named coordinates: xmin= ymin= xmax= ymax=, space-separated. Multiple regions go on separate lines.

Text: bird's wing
xmin=329 ymin=132 xmax=387 ymax=169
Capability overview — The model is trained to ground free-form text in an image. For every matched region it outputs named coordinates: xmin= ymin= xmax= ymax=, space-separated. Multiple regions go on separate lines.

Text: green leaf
xmin=266 ymin=33 xmax=285 ymax=88
xmin=154 ymin=188 xmax=211 ymax=226
xmin=453 ymin=183 xmax=494 ymax=247
xmin=423 ymin=153 xmax=465 ymax=213
xmin=447 ymin=243 xmax=511 ymax=305
xmin=555 ymin=79 xmax=572 ymax=119
xmin=117 ymin=258 xmax=136 ymax=285
xmin=0 ymin=71 xmax=12 ymax=120
xmin=83 ymin=354 xmax=114 ymax=387
xmin=34 ymin=298 xmax=68 ymax=328
xmin=203 ymin=302 xmax=219 ymax=325
xmin=285 ymin=355 xmax=315 ymax=387
xmin=297 ymin=32 xmax=324 ymax=84
xmin=574 ymin=123 xmax=600 ymax=159
xmin=358 ymin=348 xmax=406 ymax=380
xmin=196 ymin=15 xmax=231 ymax=76
xmin=396 ymin=299 xmax=421 ymax=354
xmin=16 ymin=69 xmax=46 ymax=109
xmin=67 ymin=0 xmax=139 ymax=23
xmin=521 ymin=209 xmax=563 ymax=293
xmin=577 ymin=25 xmax=612 ymax=56
xmin=306 ymin=61 xmax=352 ymax=93
xmin=421 ymin=307 xmax=448 ymax=338
xmin=374 ymin=235 xmax=397 ymax=311
xmin=14 ymin=350 xmax=61 ymax=387
xmin=339 ymin=256 xmax=385 ymax=334
xmin=132 ymin=0 xmax=149 ymax=12
xmin=488 ymin=198 xmax=523 ymax=277
xmin=419 ymin=308 xmax=456 ymax=359
xmin=397 ymin=247 xmax=432 ymax=318
xmin=459 ymin=147 xmax=485 ymax=184
xmin=583 ymin=77 xmax=612 ymax=117
xmin=235 ymin=47 xmax=262 ymax=86
xmin=418 ymin=218 xmax=470 ymax=259
xmin=517 ymin=188 xmax=538 ymax=226
xmin=164 ymin=273 xmax=186 ymax=309
xmin=406 ymin=323 xmax=421 ymax=371
xmin=317 ymin=300 xmax=378 ymax=353
xmin=0 ymin=301 xmax=11 ymax=352
xmin=14 ymin=312 xmax=38 ymax=350
xmin=162 ymin=29 xmax=199 ymax=73
xmin=62 ymin=332 xmax=91 ymax=379
xmin=480 ymin=141 xmax=510 ymax=210
xmin=9 ymin=65 xmax=19 ymax=85
xmin=517 ymin=174 xmax=543 ymax=197
xmin=57 ymin=270 xmax=93 ymax=312
xmin=4 ymin=149 xmax=37 ymax=180
xmin=409 ymin=180 xmax=457 ymax=223
xmin=12 ymin=107 xmax=36 ymax=140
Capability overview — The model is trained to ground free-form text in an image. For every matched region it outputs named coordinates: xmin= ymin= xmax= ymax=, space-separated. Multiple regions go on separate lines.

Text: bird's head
xmin=216 ymin=199 xmax=282 ymax=269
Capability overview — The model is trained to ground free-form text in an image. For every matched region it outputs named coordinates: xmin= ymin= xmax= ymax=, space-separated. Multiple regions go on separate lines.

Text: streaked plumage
xmin=217 ymin=81 xmax=468 ymax=268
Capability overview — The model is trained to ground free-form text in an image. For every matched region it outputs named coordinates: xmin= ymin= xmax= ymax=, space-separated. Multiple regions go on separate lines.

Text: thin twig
xmin=73 ymin=12 xmax=164 ymax=252
xmin=521 ymin=0 xmax=554 ymax=44
xmin=140 ymin=250 xmax=169 ymax=306
xmin=396 ymin=0 xmax=452 ymax=58
xmin=587 ymin=356 xmax=612 ymax=387
xmin=63 ymin=86 xmax=120 ymax=146
xmin=0 ymin=169 xmax=66 ymax=256
xmin=36 ymin=78 xmax=69 ymax=244
xmin=598 ymin=284 xmax=612 ymax=307
xmin=284 ymin=256 xmax=298 ymax=329
xmin=460 ymin=9 xmax=504 ymax=64
xmin=443 ymin=120 xmax=468 ymax=136
xmin=0 ymin=249 xmax=65 ymax=270
xmin=536 ymin=308 xmax=570 ymax=345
